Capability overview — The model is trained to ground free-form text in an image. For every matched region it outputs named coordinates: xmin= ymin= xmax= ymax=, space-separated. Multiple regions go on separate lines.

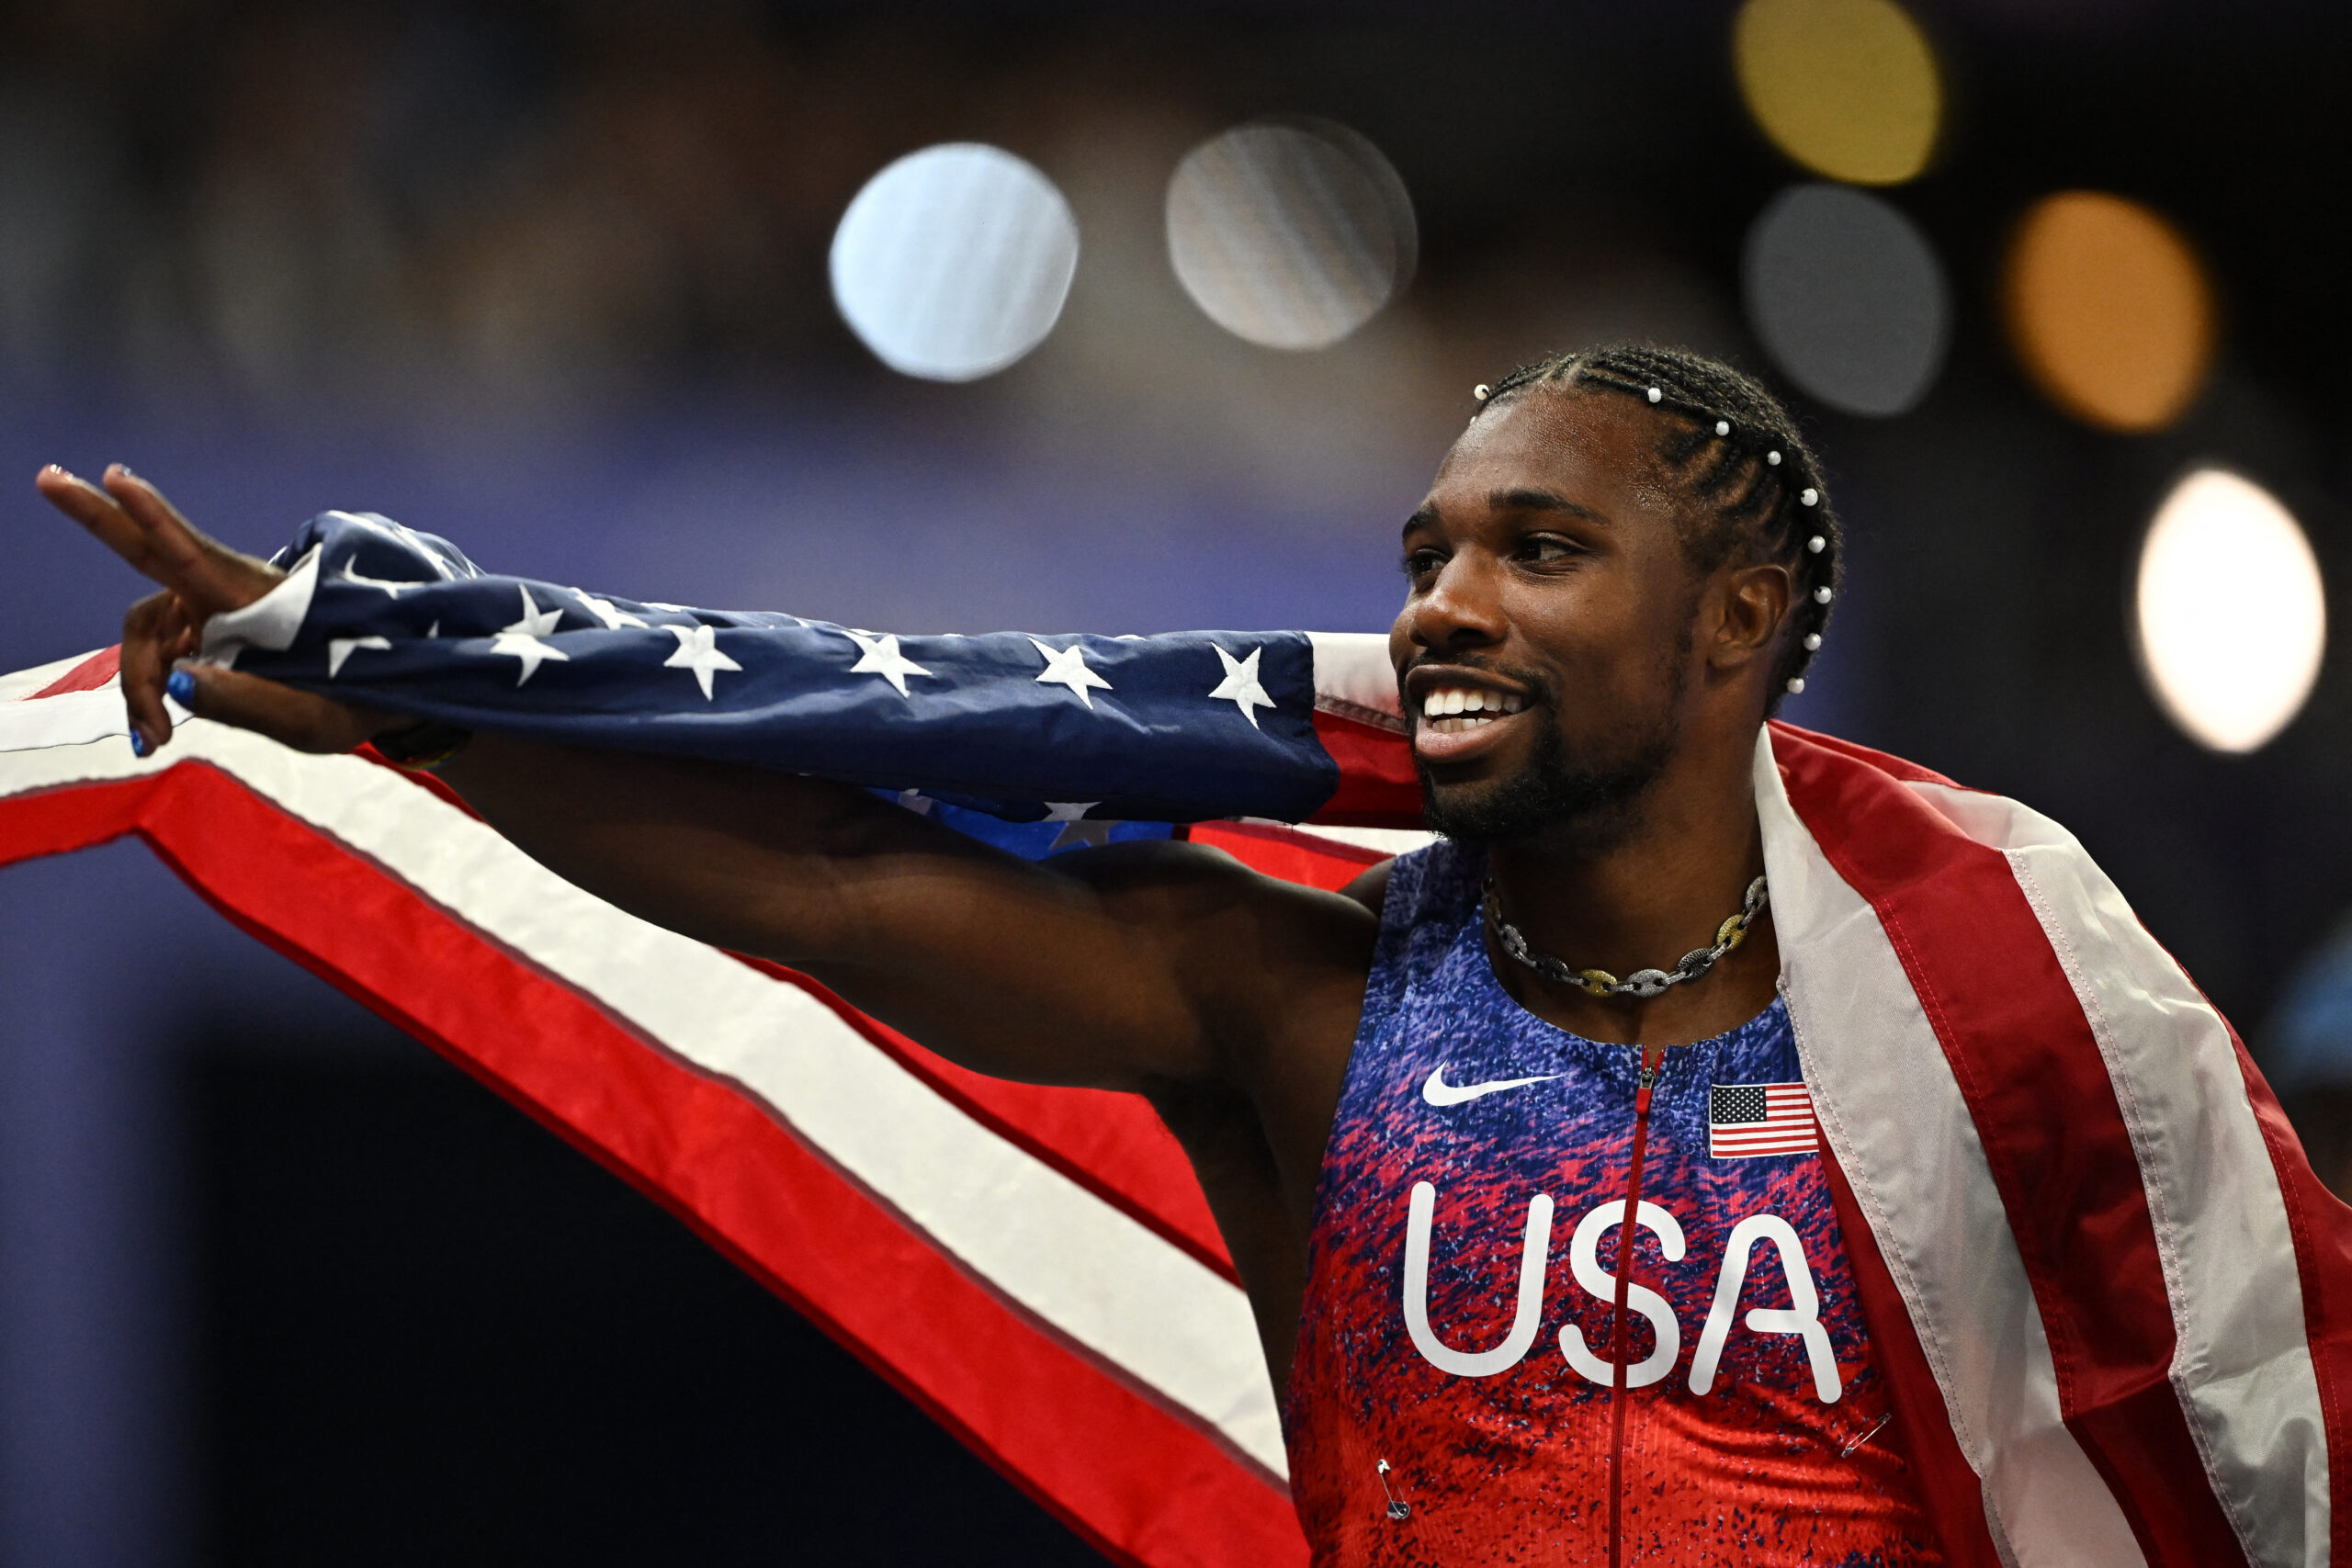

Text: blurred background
xmin=2 ymin=0 xmax=2349 ymax=1562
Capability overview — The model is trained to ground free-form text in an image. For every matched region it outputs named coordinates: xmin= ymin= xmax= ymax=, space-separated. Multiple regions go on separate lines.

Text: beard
xmin=1415 ymin=670 xmax=1681 ymax=851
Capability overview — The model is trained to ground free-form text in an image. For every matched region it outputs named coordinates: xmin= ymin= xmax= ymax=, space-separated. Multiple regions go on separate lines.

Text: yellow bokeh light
xmin=1735 ymin=0 xmax=1941 ymax=186
xmin=2005 ymin=191 xmax=2215 ymax=433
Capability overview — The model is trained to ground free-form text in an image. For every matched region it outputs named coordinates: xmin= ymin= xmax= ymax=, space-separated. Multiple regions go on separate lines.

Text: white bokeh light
xmin=830 ymin=143 xmax=1080 ymax=381
xmin=2135 ymin=468 xmax=2325 ymax=753
xmin=1165 ymin=119 xmax=1415 ymax=351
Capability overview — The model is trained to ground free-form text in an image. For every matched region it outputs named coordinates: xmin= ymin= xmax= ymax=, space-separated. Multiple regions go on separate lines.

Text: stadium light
xmin=830 ymin=143 xmax=1080 ymax=382
xmin=2135 ymin=468 xmax=2325 ymax=753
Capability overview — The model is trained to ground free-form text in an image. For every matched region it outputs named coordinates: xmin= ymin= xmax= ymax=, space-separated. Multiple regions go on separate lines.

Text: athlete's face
xmin=1392 ymin=387 xmax=1705 ymax=847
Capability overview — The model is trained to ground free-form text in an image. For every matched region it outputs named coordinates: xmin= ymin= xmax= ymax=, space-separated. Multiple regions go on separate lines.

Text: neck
xmin=1481 ymin=723 xmax=1780 ymax=1048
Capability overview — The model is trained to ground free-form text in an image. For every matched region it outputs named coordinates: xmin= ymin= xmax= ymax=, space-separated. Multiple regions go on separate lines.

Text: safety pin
xmin=1838 ymin=1414 xmax=1892 ymax=1459
xmin=1375 ymin=1459 xmax=1411 ymax=1520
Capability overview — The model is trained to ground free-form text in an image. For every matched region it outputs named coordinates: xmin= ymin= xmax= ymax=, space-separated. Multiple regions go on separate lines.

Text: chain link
xmin=1484 ymin=875 xmax=1769 ymax=1000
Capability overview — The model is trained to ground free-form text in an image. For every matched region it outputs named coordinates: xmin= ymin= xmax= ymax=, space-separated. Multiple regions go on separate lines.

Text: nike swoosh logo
xmin=1420 ymin=1066 xmax=1565 ymax=1107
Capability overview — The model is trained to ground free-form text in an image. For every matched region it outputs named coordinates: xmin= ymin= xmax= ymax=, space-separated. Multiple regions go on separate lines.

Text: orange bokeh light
xmin=2004 ymin=191 xmax=2215 ymax=433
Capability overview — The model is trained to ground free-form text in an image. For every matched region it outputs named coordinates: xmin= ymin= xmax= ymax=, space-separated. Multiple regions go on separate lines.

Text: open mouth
xmin=1418 ymin=685 xmax=1527 ymax=734
xmin=1406 ymin=672 xmax=1535 ymax=763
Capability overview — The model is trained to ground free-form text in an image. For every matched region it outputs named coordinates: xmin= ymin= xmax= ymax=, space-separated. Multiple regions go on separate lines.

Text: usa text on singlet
xmin=1282 ymin=841 xmax=1943 ymax=1565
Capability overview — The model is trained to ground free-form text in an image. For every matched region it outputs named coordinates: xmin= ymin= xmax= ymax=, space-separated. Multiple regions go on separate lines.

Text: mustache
xmin=1396 ymin=655 xmax=1555 ymax=715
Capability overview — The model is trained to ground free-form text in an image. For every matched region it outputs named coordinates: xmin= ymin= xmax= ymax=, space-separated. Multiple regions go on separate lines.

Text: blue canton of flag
xmin=195 ymin=512 xmax=1346 ymax=852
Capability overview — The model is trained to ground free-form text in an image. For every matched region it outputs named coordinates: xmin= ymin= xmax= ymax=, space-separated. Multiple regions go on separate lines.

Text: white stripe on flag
xmin=0 ymin=716 xmax=1289 ymax=1480
xmin=1915 ymin=779 xmax=2323 ymax=1568
xmin=1754 ymin=731 xmax=2142 ymax=1565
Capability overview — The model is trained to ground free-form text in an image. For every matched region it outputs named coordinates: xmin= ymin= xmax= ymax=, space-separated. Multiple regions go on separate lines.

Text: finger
xmin=167 ymin=663 xmax=391 ymax=755
xmin=101 ymin=467 xmax=279 ymax=609
xmin=38 ymin=466 xmax=168 ymax=579
xmin=119 ymin=592 xmax=180 ymax=755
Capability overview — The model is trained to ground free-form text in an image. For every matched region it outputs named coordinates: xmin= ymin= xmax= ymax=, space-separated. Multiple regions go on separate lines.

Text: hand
xmin=38 ymin=464 xmax=393 ymax=756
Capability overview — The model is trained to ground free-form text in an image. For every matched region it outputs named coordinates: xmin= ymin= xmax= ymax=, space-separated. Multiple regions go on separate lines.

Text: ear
xmin=1703 ymin=561 xmax=1794 ymax=675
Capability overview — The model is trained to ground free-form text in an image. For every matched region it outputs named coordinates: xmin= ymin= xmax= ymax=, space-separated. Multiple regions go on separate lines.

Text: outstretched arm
xmin=37 ymin=466 xmax=1378 ymax=1095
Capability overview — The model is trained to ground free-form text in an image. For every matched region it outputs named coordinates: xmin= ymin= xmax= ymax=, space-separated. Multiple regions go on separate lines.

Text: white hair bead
xmin=1766 ymin=450 xmax=1781 ymax=465
xmin=1714 ymin=420 xmax=1730 ymax=435
xmin=1814 ymin=585 xmax=1834 ymax=604
xmin=1474 ymin=384 xmax=1490 ymax=401
xmin=1807 ymin=535 xmax=1825 ymax=553
xmin=1646 ymin=386 xmax=1662 ymax=403
xmin=1804 ymin=632 xmax=1823 ymax=651
xmin=1786 ymin=677 xmax=1806 ymax=694
xmin=1800 ymin=488 xmax=1819 ymax=506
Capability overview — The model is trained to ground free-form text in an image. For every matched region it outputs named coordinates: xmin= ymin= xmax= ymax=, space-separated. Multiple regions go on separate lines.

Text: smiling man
xmin=43 ymin=344 xmax=2348 ymax=1567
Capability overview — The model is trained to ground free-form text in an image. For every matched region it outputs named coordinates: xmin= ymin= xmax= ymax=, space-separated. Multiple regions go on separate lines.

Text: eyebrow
xmin=1401 ymin=488 xmax=1610 ymax=538
xmin=1487 ymin=487 xmax=1606 ymax=520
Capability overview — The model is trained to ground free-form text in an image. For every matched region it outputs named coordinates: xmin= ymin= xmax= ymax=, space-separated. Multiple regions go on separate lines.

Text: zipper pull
xmin=1634 ymin=1047 xmax=1661 ymax=1116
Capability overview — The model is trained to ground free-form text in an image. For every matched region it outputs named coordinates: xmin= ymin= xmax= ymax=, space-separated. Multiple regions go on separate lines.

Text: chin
xmin=1416 ymin=723 xmax=1673 ymax=852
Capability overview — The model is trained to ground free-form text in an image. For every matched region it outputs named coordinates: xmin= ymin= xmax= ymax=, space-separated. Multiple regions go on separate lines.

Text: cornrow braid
xmin=1471 ymin=344 xmax=1841 ymax=708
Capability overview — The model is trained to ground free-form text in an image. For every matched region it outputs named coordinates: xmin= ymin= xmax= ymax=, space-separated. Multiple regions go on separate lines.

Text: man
xmin=43 ymin=346 xmax=2346 ymax=1566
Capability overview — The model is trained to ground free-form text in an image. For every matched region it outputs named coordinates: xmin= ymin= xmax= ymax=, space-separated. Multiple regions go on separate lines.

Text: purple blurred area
xmin=3 ymin=2 xmax=2351 ymax=1562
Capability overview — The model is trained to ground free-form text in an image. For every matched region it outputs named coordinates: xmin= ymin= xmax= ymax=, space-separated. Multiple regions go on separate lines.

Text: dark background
xmin=2 ymin=2 xmax=2349 ymax=1562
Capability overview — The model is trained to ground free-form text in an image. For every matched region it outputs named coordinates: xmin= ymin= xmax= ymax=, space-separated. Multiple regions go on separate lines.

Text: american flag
xmin=185 ymin=510 xmax=1423 ymax=831
xmin=1709 ymin=1081 xmax=1819 ymax=1158
xmin=7 ymin=512 xmax=2344 ymax=1560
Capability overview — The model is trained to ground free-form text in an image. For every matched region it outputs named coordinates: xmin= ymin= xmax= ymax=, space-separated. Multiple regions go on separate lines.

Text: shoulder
xmin=1339 ymin=858 xmax=1394 ymax=919
xmin=1049 ymin=836 xmax=1381 ymax=961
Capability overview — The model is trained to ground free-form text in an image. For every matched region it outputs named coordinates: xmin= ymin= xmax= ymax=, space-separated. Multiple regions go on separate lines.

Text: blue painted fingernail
xmin=130 ymin=730 xmax=147 ymax=758
xmin=165 ymin=669 xmax=196 ymax=706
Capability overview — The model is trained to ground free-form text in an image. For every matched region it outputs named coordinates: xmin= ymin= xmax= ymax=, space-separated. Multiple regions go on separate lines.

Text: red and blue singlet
xmin=1282 ymin=841 xmax=1943 ymax=1565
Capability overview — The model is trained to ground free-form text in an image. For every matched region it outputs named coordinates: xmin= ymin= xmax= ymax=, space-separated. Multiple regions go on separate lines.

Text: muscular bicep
xmin=792 ymin=831 xmax=1380 ymax=1091
xmin=437 ymin=735 xmax=1378 ymax=1092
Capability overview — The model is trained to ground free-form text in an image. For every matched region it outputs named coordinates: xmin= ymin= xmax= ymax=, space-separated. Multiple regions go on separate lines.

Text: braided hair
xmin=1471 ymin=344 xmax=1841 ymax=707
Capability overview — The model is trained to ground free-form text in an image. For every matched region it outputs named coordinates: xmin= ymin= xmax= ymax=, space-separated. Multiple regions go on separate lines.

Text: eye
xmin=1517 ymin=535 xmax=1584 ymax=565
xmin=1401 ymin=547 xmax=1447 ymax=583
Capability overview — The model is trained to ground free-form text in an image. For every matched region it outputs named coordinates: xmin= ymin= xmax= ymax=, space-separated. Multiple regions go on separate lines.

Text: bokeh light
xmin=2005 ymin=191 xmax=2215 ymax=433
xmin=2135 ymin=468 xmax=2324 ymax=753
xmin=1165 ymin=119 xmax=1416 ymax=351
xmin=1734 ymin=0 xmax=1941 ymax=186
xmin=1743 ymin=184 xmax=1948 ymax=417
xmin=830 ymin=143 xmax=1080 ymax=382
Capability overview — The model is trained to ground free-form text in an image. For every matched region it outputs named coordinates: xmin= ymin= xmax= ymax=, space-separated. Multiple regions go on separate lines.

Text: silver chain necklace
xmin=1484 ymin=874 xmax=1769 ymax=1000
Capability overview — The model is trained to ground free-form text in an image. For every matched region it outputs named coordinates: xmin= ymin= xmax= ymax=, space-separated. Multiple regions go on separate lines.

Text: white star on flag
xmin=340 ymin=558 xmax=424 ymax=597
xmin=662 ymin=624 xmax=742 ymax=700
xmin=1207 ymin=645 xmax=1274 ymax=728
xmin=844 ymin=630 xmax=930 ymax=697
xmin=576 ymin=592 xmax=648 ymax=630
xmin=327 ymin=636 xmax=390 ymax=678
xmin=488 ymin=586 xmax=570 ymax=686
xmin=1043 ymin=801 xmax=1114 ymax=851
xmin=1030 ymin=638 xmax=1113 ymax=709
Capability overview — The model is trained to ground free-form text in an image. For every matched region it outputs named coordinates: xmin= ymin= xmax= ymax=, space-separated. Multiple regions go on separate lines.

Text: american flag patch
xmin=1709 ymin=1082 xmax=1819 ymax=1159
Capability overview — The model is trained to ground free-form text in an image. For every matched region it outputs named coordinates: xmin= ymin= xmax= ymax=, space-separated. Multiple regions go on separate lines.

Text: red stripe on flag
xmin=1772 ymin=721 xmax=2245 ymax=1565
xmin=27 ymin=645 xmax=120 ymax=698
xmin=2215 ymin=995 xmax=2352 ymax=1563
xmin=1185 ymin=819 xmax=1390 ymax=890
xmin=1817 ymin=1129 xmax=2007 ymax=1567
xmin=1306 ymin=710 xmax=1421 ymax=828
xmin=734 ymin=956 xmax=1238 ymax=1282
xmin=0 ymin=761 xmax=1307 ymax=1568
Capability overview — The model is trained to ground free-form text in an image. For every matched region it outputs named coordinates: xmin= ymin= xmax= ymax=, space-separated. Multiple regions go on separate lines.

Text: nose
xmin=1403 ymin=551 xmax=1506 ymax=655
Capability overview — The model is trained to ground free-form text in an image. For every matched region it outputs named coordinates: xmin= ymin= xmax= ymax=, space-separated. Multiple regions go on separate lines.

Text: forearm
xmin=434 ymin=733 xmax=908 ymax=961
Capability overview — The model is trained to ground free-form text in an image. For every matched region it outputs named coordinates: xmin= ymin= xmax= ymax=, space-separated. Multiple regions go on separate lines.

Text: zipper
xmin=1608 ymin=1045 xmax=1663 ymax=1568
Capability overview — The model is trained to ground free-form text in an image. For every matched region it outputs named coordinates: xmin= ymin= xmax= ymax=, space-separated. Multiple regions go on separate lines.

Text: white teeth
xmin=1419 ymin=686 xmax=1531 ymax=726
